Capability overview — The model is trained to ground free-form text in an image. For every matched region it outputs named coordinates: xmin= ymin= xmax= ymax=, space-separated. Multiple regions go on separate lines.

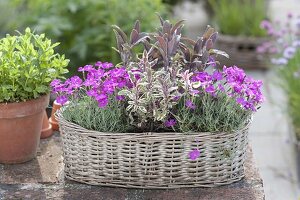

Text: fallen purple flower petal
xmin=189 ymin=149 xmax=200 ymax=160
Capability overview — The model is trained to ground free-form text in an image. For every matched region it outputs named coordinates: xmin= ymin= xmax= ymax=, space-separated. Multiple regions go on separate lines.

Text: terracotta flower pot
xmin=0 ymin=94 xmax=49 ymax=164
xmin=49 ymin=100 xmax=67 ymax=131
xmin=41 ymin=111 xmax=53 ymax=139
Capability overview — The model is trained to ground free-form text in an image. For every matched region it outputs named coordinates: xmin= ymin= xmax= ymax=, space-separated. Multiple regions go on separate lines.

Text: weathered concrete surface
xmin=0 ymin=134 xmax=63 ymax=185
xmin=0 ymin=133 xmax=264 ymax=200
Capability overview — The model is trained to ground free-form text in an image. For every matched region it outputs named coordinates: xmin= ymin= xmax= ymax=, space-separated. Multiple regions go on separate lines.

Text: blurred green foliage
xmin=208 ymin=0 xmax=267 ymax=37
xmin=279 ymin=50 xmax=300 ymax=139
xmin=0 ymin=0 xmax=168 ymax=74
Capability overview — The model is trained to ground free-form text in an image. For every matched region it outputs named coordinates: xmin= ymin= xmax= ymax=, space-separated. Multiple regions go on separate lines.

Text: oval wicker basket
xmin=216 ymin=34 xmax=269 ymax=70
xmin=57 ymin=112 xmax=251 ymax=189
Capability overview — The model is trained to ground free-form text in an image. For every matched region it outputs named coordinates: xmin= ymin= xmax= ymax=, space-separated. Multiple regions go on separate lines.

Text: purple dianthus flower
xmin=56 ymin=95 xmax=68 ymax=105
xmin=189 ymin=149 xmax=200 ymax=160
xmin=165 ymin=119 xmax=176 ymax=127
xmin=116 ymin=95 xmax=125 ymax=101
xmin=218 ymin=83 xmax=225 ymax=92
xmin=212 ymin=70 xmax=223 ymax=81
xmin=69 ymin=76 xmax=82 ymax=89
xmin=101 ymin=62 xmax=113 ymax=69
xmin=185 ymin=100 xmax=196 ymax=110
xmin=205 ymin=85 xmax=215 ymax=95
xmin=78 ymin=64 xmax=94 ymax=72
xmin=50 ymin=79 xmax=61 ymax=87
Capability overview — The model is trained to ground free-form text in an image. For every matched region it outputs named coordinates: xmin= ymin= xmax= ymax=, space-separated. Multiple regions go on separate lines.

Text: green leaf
xmin=209 ymin=49 xmax=229 ymax=58
xmin=192 ymin=82 xmax=201 ymax=89
xmin=24 ymin=87 xmax=33 ymax=92
xmin=35 ymin=85 xmax=48 ymax=93
xmin=44 ymin=78 xmax=52 ymax=82
xmin=138 ymin=106 xmax=147 ymax=113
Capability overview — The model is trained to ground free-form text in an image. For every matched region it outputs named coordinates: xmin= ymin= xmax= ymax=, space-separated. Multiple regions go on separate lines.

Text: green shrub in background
xmin=259 ymin=15 xmax=300 ymax=138
xmin=279 ymin=50 xmax=300 ymax=138
xmin=1 ymin=0 xmax=168 ymax=75
xmin=208 ymin=0 xmax=267 ymax=37
xmin=162 ymin=0 xmax=200 ymax=6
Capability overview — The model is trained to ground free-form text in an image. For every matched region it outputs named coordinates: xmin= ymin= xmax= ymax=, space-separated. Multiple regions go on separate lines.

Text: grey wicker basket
xmin=57 ymin=112 xmax=250 ymax=189
xmin=216 ymin=34 xmax=269 ymax=70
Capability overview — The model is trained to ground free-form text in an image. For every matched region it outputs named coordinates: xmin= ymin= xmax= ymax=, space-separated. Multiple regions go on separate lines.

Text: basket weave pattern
xmin=58 ymin=113 xmax=250 ymax=189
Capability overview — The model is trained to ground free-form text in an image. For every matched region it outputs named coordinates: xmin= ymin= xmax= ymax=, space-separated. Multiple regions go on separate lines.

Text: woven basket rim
xmin=56 ymin=109 xmax=252 ymax=137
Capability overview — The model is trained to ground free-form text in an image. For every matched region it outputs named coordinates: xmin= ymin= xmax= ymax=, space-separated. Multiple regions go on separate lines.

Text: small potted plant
xmin=0 ymin=28 xmax=69 ymax=164
xmin=208 ymin=0 xmax=269 ymax=69
xmin=49 ymin=99 xmax=65 ymax=131
xmin=259 ymin=13 xmax=300 ymax=178
xmin=53 ymin=16 xmax=264 ymax=188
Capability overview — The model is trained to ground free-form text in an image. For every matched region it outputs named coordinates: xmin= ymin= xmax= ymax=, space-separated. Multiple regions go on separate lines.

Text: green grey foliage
xmin=0 ymin=28 xmax=69 ymax=103
xmin=279 ymin=50 xmax=300 ymax=139
xmin=118 ymin=51 xmax=181 ymax=131
xmin=175 ymin=93 xmax=251 ymax=133
xmin=62 ymin=96 xmax=130 ymax=133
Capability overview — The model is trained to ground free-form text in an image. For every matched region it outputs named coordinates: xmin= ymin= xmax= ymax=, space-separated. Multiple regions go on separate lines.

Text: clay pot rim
xmin=53 ymin=100 xmax=69 ymax=106
xmin=0 ymin=94 xmax=50 ymax=119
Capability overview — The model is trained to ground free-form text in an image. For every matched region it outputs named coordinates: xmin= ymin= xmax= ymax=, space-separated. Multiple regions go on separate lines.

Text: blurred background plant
xmin=281 ymin=51 xmax=300 ymax=139
xmin=0 ymin=0 xmax=168 ymax=75
xmin=206 ymin=0 xmax=269 ymax=70
xmin=259 ymin=14 xmax=300 ymax=138
xmin=208 ymin=0 xmax=267 ymax=37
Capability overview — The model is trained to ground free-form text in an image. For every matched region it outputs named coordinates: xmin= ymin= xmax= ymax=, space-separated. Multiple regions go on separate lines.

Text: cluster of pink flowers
xmin=51 ymin=63 xmax=264 ymax=128
xmin=158 ymin=66 xmax=264 ymax=131
xmin=51 ymin=62 xmax=130 ymax=107
xmin=189 ymin=66 xmax=264 ymax=111
xmin=257 ymin=13 xmax=300 ymax=65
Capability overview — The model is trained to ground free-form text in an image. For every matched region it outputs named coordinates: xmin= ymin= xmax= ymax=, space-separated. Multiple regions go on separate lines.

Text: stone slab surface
xmin=248 ymin=68 xmax=300 ymax=200
xmin=0 ymin=134 xmax=63 ymax=185
xmin=0 ymin=132 xmax=264 ymax=200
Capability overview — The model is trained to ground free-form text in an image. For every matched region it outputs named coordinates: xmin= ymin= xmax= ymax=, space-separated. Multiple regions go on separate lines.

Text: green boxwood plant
xmin=0 ymin=28 xmax=69 ymax=103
